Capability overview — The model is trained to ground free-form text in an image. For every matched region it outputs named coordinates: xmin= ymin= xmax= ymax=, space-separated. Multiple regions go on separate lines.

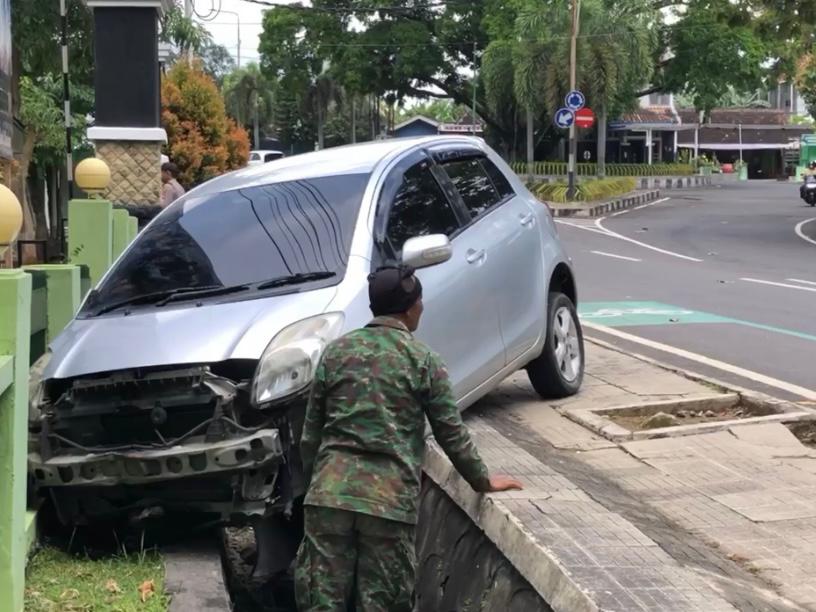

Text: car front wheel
xmin=526 ymin=292 xmax=584 ymax=398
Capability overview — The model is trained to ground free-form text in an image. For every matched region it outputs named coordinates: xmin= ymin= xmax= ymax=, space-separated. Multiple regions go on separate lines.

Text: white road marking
xmin=583 ymin=322 xmax=816 ymax=401
xmin=787 ymin=278 xmax=816 ymax=287
xmin=795 ymin=218 xmax=816 ymax=247
xmin=594 ymin=217 xmax=704 ymax=263
xmin=741 ymin=277 xmax=816 ymax=293
xmin=590 ymin=250 xmax=642 ymax=262
xmin=610 ymin=197 xmax=671 ymax=217
xmin=554 ymin=220 xmax=611 ymax=236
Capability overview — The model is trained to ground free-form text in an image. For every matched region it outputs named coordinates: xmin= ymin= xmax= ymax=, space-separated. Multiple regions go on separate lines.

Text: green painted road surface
xmin=579 ymin=301 xmax=816 ymax=344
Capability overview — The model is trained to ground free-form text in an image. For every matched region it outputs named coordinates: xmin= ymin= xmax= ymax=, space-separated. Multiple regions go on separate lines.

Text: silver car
xmin=29 ymin=136 xmax=583 ymax=573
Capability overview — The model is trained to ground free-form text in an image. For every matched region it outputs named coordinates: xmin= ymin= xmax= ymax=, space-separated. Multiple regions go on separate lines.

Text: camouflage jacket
xmin=300 ymin=316 xmax=491 ymax=524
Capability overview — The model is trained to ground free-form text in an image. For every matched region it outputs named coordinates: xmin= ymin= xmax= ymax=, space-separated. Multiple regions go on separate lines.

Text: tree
xmin=796 ymin=52 xmax=816 ymax=121
xmin=200 ymin=42 xmax=236 ymax=87
xmin=397 ymin=100 xmax=465 ymax=123
xmin=654 ymin=1 xmax=766 ymax=115
xmin=11 ymin=0 xmax=95 ymax=244
xmin=223 ymin=63 xmax=273 ymax=147
xmin=160 ymin=3 xmax=213 ymax=56
xmin=161 ymin=61 xmax=249 ymax=188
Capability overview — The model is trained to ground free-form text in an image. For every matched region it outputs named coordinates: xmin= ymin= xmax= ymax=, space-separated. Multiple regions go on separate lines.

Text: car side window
xmin=441 ymin=158 xmax=501 ymax=219
xmin=250 ymin=153 xmax=260 ymax=161
xmin=386 ymin=161 xmax=461 ymax=254
xmin=481 ymin=158 xmax=515 ymax=200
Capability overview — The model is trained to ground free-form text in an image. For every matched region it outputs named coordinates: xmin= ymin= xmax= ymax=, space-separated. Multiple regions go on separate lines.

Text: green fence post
xmin=0 ymin=270 xmax=32 ymax=612
xmin=24 ymin=265 xmax=82 ymax=343
xmin=67 ymin=199 xmax=113 ymax=288
xmin=111 ymin=209 xmax=131 ymax=260
xmin=127 ymin=216 xmax=138 ymax=245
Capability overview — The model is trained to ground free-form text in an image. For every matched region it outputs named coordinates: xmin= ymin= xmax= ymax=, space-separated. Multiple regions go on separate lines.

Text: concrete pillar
xmin=85 ymin=0 xmax=172 ymax=206
xmin=111 ymin=208 xmax=131 ymax=259
xmin=127 ymin=215 xmax=138 ymax=243
xmin=0 ymin=270 xmax=32 ymax=612
xmin=24 ymin=265 xmax=82 ymax=340
xmin=68 ymin=199 xmax=113 ymax=287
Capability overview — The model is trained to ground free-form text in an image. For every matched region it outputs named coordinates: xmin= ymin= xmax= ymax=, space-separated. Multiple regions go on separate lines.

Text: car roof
xmin=250 ymin=149 xmax=283 ymax=155
xmin=187 ymin=136 xmax=485 ymax=198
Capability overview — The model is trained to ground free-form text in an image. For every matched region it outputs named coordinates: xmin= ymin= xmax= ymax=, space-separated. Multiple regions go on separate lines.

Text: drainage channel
xmin=217 ymin=479 xmax=552 ymax=611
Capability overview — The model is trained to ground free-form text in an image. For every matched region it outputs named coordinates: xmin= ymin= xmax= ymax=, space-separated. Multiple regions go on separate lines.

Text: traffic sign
xmin=575 ymin=107 xmax=595 ymax=129
xmin=565 ymin=90 xmax=585 ymax=111
xmin=554 ymin=108 xmax=575 ymax=129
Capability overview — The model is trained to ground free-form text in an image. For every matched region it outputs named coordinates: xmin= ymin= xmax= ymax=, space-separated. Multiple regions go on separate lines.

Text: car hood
xmin=44 ymin=287 xmax=339 ymax=380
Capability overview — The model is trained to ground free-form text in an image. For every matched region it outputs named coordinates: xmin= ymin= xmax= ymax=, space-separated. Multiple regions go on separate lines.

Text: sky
xmin=190 ymin=0 xmax=299 ymax=67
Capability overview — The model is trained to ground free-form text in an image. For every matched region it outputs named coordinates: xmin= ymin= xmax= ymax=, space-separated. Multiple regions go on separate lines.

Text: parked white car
xmin=247 ymin=149 xmax=285 ymax=166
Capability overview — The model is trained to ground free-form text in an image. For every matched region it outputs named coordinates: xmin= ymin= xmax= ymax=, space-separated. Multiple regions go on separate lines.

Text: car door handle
xmin=466 ymin=249 xmax=486 ymax=264
xmin=520 ymin=213 xmax=535 ymax=227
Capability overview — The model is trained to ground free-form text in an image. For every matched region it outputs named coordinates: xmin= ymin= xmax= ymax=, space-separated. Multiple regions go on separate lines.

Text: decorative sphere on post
xmin=0 ymin=183 xmax=23 ymax=258
xmin=75 ymin=157 xmax=111 ymax=198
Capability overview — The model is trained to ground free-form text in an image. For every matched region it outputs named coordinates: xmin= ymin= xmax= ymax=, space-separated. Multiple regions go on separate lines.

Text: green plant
xmin=512 ymin=161 xmax=694 ymax=177
xmin=531 ymin=177 xmax=637 ymax=203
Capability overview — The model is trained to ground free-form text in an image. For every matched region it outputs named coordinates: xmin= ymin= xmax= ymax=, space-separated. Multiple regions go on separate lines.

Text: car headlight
xmin=251 ymin=313 xmax=345 ymax=405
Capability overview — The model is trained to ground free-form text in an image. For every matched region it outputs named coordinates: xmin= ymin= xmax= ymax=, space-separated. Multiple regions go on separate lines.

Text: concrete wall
xmin=416 ymin=478 xmax=553 ymax=612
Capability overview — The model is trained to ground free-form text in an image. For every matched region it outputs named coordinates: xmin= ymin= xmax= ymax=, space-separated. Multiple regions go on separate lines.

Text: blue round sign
xmin=554 ymin=108 xmax=575 ymax=129
xmin=565 ymin=90 xmax=585 ymax=111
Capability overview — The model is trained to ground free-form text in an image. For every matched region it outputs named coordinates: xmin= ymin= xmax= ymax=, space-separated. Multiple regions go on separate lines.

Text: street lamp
xmin=0 ymin=184 xmax=23 ymax=259
xmin=217 ymin=9 xmax=242 ymax=69
xmin=75 ymin=157 xmax=112 ymax=199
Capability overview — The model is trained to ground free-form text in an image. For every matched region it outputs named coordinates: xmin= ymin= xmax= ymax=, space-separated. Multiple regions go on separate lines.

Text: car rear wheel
xmin=526 ymin=292 xmax=584 ymax=398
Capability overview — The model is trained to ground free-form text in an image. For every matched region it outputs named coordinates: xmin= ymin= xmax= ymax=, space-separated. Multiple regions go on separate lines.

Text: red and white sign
xmin=575 ymin=107 xmax=595 ymax=129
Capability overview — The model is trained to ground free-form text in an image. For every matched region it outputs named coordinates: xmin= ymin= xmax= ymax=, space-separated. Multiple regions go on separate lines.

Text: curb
xmin=422 ymin=442 xmax=599 ymax=612
xmin=551 ymin=189 xmax=660 ymax=218
xmin=164 ymin=538 xmax=232 ymax=612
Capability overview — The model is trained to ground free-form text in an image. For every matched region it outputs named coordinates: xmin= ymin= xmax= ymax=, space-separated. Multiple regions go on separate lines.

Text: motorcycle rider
xmin=801 ymin=161 xmax=816 ymax=199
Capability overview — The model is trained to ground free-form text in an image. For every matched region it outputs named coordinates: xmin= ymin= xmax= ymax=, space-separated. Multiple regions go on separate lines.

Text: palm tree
xmin=223 ymin=63 xmax=273 ymax=147
xmin=160 ymin=5 xmax=212 ymax=57
xmin=483 ymin=0 xmax=656 ymax=177
xmin=310 ymin=62 xmax=344 ymax=150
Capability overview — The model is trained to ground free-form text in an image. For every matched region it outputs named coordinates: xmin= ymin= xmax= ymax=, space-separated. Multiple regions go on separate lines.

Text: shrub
xmin=161 ymin=61 xmax=250 ymax=189
xmin=512 ymin=161 xmax=694 ymax=177
xmin=531 ymin=177 xmax=637 ymax=203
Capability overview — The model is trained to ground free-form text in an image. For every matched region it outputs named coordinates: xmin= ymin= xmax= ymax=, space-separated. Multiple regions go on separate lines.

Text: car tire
xmin=526 ymin=292 xmax=584 ymax=399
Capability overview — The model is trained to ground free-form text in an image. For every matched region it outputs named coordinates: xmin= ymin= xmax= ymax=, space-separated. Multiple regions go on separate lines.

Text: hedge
xmin=531 ymin=177 xmax=637 ymax=203
xmin=511 ymin=161 xmax=694 ymax=177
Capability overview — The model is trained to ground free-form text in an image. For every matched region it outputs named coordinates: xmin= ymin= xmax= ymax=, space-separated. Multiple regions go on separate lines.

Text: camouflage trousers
xmin=295 ymin=505 xmax=416 ymax=612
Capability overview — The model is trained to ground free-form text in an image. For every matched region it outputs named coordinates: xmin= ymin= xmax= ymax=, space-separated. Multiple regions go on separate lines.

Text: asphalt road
xmin=557 ymin=179 xmax=816 ymax=402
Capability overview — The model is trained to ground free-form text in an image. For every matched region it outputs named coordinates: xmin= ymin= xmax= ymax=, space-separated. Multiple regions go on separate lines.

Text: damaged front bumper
xmin=29 ymin=429 xmax=284 ymax=487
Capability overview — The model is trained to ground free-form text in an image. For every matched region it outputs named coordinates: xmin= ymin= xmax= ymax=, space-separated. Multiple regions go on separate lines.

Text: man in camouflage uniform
xmin=295 ymin=265 xmax=523 ymax=612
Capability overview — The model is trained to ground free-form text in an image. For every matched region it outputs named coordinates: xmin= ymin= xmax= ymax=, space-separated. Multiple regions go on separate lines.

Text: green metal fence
xmin=510 ymin=161 xmax=695 ymax=177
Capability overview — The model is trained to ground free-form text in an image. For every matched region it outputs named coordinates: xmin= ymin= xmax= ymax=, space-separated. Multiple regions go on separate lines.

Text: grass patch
xmin=531 ymin=177 xmax=637 ymax=203
xmin=25 ymin=546 xmax=168 ymax=611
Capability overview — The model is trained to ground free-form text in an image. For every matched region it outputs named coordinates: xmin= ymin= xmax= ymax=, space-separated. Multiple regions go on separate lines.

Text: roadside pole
xmin=567 ymin=0 xmax=581 ymax=199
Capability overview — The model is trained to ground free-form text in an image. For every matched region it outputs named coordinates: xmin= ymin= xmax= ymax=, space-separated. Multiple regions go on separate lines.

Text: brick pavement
xmin=425 ymin=341 xmax=816 ymax=611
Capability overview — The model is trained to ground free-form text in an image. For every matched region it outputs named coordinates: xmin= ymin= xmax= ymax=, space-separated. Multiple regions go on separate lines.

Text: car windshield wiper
xmin=255 ymin=271 xmax=337 ymax=290
xmin=92 ymin=284 xmax=248 ymax=315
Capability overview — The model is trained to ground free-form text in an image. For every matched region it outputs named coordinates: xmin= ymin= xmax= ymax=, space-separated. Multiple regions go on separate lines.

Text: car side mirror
xmin=401 ymin=234 xmax=452 ymax=269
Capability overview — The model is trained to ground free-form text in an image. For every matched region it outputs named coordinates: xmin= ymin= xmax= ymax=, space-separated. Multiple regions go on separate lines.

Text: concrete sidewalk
xmin=425 ymin=340 xmax=816 ymax=611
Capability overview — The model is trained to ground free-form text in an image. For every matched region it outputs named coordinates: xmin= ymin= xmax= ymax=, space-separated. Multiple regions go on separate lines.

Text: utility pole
xmin=472 ymin=41 xmax=477 ymax=136
xmin=219 ymin=10 xmax=242 ymax=68
xmin=185 ymin=0 xmax=193 ymax=63
xmin=567 ymin=0 xmax=581 ymax=199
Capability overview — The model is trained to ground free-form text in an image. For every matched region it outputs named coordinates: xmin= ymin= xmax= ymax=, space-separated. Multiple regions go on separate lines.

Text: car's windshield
xmin=81 ymin=173 xmax=370 ymax=316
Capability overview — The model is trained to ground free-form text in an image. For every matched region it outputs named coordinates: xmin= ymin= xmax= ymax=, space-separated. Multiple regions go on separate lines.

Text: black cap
xmin=368 ymin=265 xmax=423 ymax=316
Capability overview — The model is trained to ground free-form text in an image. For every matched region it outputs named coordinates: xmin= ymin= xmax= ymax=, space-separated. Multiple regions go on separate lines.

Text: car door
xmin=373 ymin=151 xmax=505 ymax=400
xmin=434 ymin=149 xmax=546 ymax=365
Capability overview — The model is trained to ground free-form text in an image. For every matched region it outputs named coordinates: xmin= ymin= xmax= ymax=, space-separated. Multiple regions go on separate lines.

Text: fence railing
xmin=510 ymin=161 xmax=695 ymax=177
xmin=0 ymin=198 xmax=135 ymax=612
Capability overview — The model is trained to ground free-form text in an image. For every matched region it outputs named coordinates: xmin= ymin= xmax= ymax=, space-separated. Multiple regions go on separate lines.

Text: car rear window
xmin=82 ymin=173 xmax=370 ymax=315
